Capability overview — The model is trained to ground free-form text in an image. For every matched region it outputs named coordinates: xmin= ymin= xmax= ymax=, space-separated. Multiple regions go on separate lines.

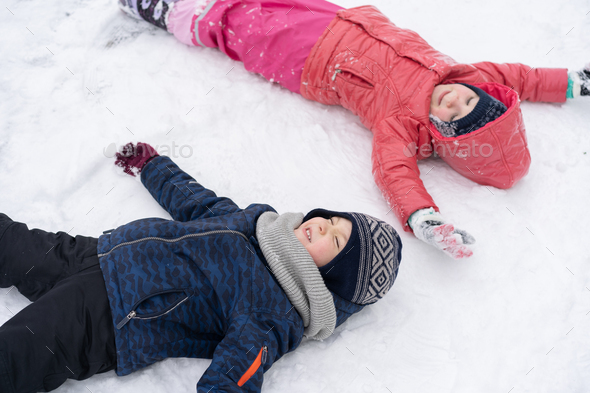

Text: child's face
xmin=430 ymin=84 xmax=480 ymax=122
xmin=294 ymin=216 xmax=353 ymax=268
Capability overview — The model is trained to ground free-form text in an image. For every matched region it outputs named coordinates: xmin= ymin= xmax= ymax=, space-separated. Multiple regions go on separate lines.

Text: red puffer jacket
xmin=300 ymin=6 xmax=567 ymax=232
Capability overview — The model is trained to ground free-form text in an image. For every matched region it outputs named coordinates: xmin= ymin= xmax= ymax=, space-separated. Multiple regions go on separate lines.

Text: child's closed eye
xmin=330 ymin=217 xmax=340 ymax=249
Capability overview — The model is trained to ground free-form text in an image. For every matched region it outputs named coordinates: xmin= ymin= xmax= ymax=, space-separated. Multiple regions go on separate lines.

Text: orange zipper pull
xmin=237 ymin=345 xmax=267 ymax=387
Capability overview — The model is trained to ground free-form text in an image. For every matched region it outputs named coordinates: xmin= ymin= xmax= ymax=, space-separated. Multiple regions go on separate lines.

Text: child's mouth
xmin=305 ymin=228 xmax=311 ymax=242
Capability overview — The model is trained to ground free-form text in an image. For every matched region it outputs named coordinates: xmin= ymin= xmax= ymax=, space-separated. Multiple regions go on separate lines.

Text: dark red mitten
xmin=115 ymin=142 xmax=159 ymax=176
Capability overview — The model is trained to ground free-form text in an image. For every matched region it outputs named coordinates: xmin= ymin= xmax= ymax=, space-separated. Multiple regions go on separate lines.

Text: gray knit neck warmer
xmin=256 ymin=212 xmax=337 ymax=340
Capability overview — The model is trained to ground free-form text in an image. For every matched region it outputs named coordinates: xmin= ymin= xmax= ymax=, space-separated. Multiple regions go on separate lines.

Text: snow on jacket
xmin=97 ymin=155 xmax=363 ymax=392
xmin=300 ymin=5 xmax=568 ymax=231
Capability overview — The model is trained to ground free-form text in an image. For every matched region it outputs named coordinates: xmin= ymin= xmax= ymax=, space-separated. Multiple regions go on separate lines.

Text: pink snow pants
xmin=167 ymin=0 xmax=341 ymax=93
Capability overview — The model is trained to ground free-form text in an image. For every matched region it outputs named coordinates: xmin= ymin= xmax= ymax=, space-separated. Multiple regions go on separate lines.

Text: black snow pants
xmin=0 ymin=213 xmax=116 ymax=392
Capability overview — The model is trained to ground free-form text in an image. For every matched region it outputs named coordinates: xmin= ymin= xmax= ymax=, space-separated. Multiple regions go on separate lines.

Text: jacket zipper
xmin=237 ymin=345 xmax=268 ymax=387
xmin=332 ymin=69 xmax=342 ymax=81
xmin=98 ymin=229 xmax=249 ymax=258
xmin=116 ymin=311 xmax=137 ymax=330
xmin=104 ymin=229 xmax=250 ymax=329
xmin=261 ymin=345 xmax=268 ymax=364
xmin=116 ymin=290 xmax=191 ymax=330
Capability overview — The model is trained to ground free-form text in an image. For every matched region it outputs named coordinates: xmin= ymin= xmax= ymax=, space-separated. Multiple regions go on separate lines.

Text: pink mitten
xmin=409 ymin=208 xmax=475 ymax=259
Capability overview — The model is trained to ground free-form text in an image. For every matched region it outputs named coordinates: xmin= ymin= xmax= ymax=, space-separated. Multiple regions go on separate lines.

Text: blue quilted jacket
xmin=97 ymin=156 xmax=363 ymax=392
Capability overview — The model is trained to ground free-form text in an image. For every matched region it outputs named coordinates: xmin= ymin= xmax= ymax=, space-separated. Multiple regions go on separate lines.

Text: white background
xmin=0 ymin=0 xmax=589 ymax=392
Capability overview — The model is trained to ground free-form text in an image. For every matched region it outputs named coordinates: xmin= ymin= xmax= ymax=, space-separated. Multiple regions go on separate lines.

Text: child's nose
xmin=445 ymin=92 xmax=457 ymax=108
xmin=319 ymin=221 xmax=332 ymax=235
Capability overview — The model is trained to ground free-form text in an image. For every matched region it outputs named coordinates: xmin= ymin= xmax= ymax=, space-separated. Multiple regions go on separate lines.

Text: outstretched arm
xmin=372 ymin=117 xmax=474 ymax=258
xmin=372 ymin=116 xmax=439 ymax=231
xmin=466 ymin=62 xmax=568 ymax=103
xmin=141 ymin=155 xmax=241 ymax=222
xmin=114 ymin=142 xmax=241 ymax=221
xmin=372 ymin=117 xmax=437 ymax=231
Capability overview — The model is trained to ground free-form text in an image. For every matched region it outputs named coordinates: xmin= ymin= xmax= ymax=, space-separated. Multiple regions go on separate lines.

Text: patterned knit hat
xmin=302 ymin=209 xmax=402 ymax=305
xmin=430 ymin=83 xmax=507 ymax=137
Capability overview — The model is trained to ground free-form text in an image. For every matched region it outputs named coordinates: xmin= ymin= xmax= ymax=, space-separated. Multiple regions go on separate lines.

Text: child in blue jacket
xmin=0 ymin=142 xmax=402 ymax=392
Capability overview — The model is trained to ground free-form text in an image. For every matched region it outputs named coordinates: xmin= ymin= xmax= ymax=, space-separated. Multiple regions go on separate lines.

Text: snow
xmin=0 ymin=0 xmax=589 ymax=392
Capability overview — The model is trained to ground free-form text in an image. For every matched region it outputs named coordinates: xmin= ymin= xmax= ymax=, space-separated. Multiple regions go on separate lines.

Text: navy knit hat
xmin=303 ymin=209 xmax=402 ymax=305
xmin=430 ymin=83 xmax=507 ymax=137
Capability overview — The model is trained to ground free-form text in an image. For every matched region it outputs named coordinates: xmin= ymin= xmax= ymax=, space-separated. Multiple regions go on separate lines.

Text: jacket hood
xmin=428 ymin=82 xmax=531 ymax=189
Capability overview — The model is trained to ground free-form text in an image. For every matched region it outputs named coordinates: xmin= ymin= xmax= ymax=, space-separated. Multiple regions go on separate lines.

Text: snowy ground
xmin=1 ymin=0 xmax=589 ymax=391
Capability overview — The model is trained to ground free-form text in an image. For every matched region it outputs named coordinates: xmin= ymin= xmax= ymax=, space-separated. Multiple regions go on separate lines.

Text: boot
xmin=119 ymin=0 xmax=174 ymax=31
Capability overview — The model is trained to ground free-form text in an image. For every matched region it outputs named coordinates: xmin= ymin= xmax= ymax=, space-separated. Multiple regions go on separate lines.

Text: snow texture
xmin=0 ymin=0 xmax=589 ymax=392
xmin=429 ymin=114 xmax=458 ymax=137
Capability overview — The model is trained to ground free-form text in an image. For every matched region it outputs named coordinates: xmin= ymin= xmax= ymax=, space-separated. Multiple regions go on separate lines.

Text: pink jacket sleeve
xmin=468 ymin=62 xmax=568 ymax=103
xmin=372 ymin=116 xmax=439 ymax=232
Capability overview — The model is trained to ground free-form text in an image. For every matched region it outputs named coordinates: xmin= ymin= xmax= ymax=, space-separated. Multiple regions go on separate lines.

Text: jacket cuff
xmin=538 ymin=68 xmax=569 ymax=103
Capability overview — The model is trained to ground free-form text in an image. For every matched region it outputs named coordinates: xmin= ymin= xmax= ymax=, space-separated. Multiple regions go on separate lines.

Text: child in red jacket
xmin=119 ymin=0 xmax=590 ymax=259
